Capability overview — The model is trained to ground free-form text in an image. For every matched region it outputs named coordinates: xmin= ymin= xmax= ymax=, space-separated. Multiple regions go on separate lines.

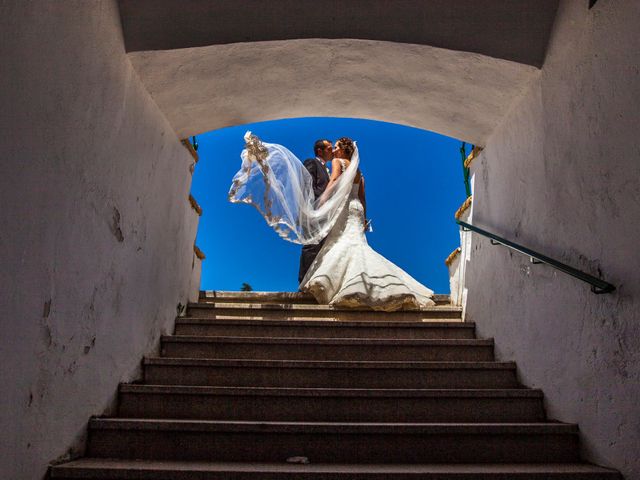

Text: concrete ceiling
xmin=119 ymin=1 xmax=559 ymax=144
xmin=118 ymin=0 xmax=559 ymax=67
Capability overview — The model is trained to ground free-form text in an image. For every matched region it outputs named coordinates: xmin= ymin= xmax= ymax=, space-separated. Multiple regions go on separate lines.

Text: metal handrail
xmin=456 ymin=219 xmax=616 ymax=294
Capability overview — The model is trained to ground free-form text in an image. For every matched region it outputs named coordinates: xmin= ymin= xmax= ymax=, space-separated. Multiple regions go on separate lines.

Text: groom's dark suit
xmin=298 ymin=157 xmax=330 ymax=285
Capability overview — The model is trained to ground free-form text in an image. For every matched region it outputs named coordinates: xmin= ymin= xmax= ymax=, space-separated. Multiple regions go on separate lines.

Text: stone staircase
xmin=50 ymin=291 xmax=620 ymax=479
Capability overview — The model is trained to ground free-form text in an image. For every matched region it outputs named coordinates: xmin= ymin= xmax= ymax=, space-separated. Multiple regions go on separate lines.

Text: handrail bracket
xmin=591 ymin=284 xmax=616 ymax=295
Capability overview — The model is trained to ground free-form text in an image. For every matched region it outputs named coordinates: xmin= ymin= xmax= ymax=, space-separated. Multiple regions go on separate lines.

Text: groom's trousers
xmin=298 ymin=238 xmax=326 ymax=286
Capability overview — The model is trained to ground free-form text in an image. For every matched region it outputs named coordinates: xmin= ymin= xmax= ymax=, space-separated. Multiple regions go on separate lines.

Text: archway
xmin=190 ymin=117 xmax=468 ymax=293
xmin=118 ymin=0 xmax=559 ymax=144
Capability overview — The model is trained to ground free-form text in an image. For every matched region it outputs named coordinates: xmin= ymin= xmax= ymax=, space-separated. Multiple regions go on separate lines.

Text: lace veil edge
xmin=228 ymin=131 xmax=359 ymax=245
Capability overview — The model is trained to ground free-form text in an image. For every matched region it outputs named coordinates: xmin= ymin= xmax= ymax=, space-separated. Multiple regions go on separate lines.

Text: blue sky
xmin=191 ymin=117 xmax=468 ymax=293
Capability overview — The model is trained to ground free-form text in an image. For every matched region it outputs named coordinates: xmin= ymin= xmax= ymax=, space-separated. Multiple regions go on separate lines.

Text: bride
xmin=229 ymin=132 xmax=435 ymax=311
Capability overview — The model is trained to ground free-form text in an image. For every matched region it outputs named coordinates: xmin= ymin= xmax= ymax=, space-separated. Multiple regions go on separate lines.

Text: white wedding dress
xmin=229 ymin=133 xmax=435 ymax=311
xmin=300 ymin=160 xmax=435 ymax=311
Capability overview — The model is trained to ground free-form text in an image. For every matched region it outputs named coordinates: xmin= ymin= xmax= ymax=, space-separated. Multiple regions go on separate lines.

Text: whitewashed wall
xmin=447 ymin=202 xmax=472 ymax=309
xmin=466 ymin=1 xmax=640 ymax=477
xmin=0 ymin=2 xmax=199 ymax=478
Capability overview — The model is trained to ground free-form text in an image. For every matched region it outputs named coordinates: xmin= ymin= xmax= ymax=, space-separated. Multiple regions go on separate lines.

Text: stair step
xmin=51 ymin=458 xmax=622 ymax=479
xmin=199 ymin=290 xmax=452 ymax=306
xmin=174 ymin=318 xmax=475 ymax=339
xmin=143 ymin=358 xmax=520 ymax=388
xmin=118 ymin=385 xmax=545 ymax=422
xmin=51 ymin=289 xmax=622 ymax=478
xmin=186 ymin=303 xmax=462 ymax=322
xmin=160 ymin=336 xmax=494 ymax=361
xmin=200 ymin=290 xmax=319 ymax=304
xmin=87 ymin=419 xmax=580 ymax=464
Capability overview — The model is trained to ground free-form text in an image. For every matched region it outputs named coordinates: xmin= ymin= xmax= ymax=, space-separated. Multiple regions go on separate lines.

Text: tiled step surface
xmin=143 ymin=358 xmax=522 ymax=389
xmin=118 ymin=385 xmax=545 ymax=422
xmin=51 ymin=459 xmax=622 ymax=479
xmin=160 ymin=336 xmax=495 ymax=361
xmin=187 ymin=302 xmax=463 ymax=322
xmin=50 ymin=291 xmax=620 ymax=478
xmin=174 ymin=318 xmax=476 ymax=339
xmin=199 ymin=290 xmax=452 ymax=306
xmin=87 ymin=419 xmax=580 ymax=464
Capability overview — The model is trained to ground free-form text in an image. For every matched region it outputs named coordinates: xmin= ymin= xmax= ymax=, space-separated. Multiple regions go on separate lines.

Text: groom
xmin=298 ymin=139 xmax=333 ymax=286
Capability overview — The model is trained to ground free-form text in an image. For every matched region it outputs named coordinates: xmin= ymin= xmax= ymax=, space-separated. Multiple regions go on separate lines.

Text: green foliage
xmin=460 ymin=142 xmax=472 ymax=198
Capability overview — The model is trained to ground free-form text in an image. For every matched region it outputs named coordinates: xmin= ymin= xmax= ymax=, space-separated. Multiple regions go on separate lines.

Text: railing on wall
xmin=457 ymin=219 xmax=616 ymax=294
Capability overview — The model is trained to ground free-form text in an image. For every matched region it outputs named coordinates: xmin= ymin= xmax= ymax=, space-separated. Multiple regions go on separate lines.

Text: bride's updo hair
xmin=337 ymin=137 xmax=355 ymax=159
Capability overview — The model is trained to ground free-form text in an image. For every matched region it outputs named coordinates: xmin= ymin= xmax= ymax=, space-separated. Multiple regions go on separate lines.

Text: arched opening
xmin=128 ymin=38 xmax=539 ymax=146
xmin=191 ymin=117 xmax=468 ymax=293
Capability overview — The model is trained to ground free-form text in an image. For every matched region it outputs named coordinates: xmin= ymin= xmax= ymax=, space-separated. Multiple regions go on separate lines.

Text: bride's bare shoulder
xmin=331 ymin=158 xmax=348 ymax=174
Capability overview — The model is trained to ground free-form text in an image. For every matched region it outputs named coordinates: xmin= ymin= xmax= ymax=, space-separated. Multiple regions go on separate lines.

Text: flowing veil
xmin=229 ymin=131 xmax=359 ymax=245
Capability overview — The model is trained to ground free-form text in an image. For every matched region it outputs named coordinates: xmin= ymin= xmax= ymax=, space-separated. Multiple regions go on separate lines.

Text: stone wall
xmin=466 ymin=1 xmax=640 ymax=477
xmin=0 ymin=1 xmax=199 ymax=478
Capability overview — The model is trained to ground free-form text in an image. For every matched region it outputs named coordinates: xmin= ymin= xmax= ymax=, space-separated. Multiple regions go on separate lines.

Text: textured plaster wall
xmin=0 ymin=2 xmax=199 ymax=478
xmin=128 ymin=39 xmax=538 ymax=146
xmin=465 ymin=0 xmax=640 ymax=477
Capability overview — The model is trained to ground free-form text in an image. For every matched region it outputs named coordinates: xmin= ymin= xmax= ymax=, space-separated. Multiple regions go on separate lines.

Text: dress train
xmin=301 ymin=183 xmax=435 ymax=311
